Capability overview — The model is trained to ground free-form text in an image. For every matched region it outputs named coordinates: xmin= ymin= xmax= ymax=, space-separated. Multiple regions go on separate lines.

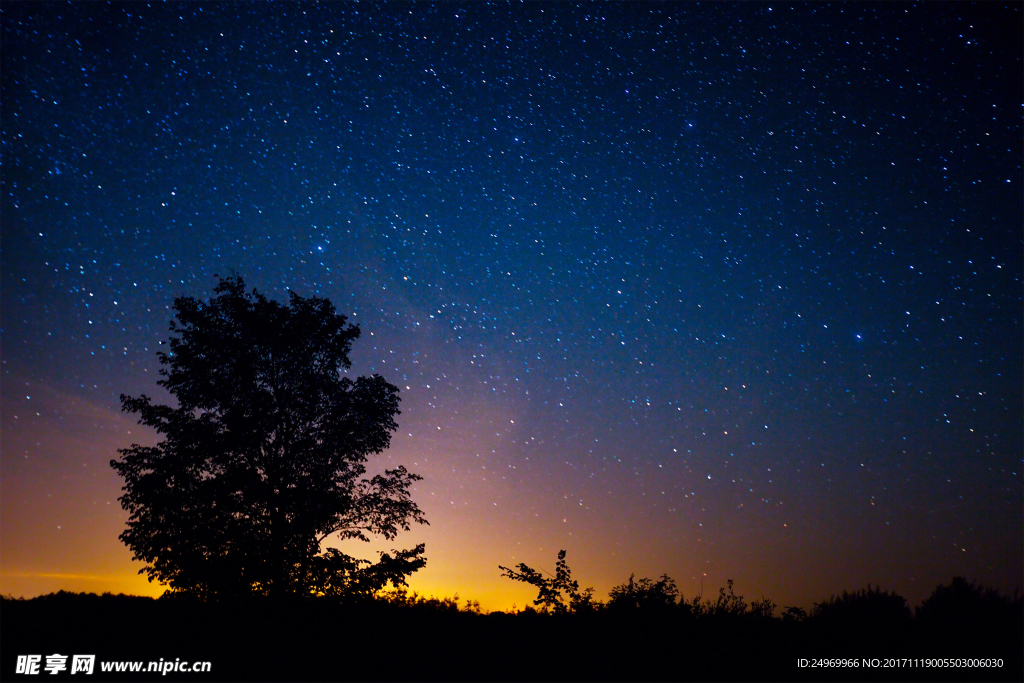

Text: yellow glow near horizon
xmin=0 ymin=569 xmax=533 ymax=613
xmin=0 ymin=571 xmax=166 ymax=599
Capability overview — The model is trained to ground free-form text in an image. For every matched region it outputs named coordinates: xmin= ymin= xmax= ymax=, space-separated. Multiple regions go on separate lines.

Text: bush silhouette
xmin=915 ymin=576 xmax=1024 ymax=654
xmin=607 ymin=574 xmax=679 ymax=613
xmin=808 ymin=584 xmax=911 ymax=651
xmin=693 ymin=578 xmax=750 ymax=618
xmin=917 ymin=576 xmax=1021 ymax=627
xmin=811 ymin=584 xmax=911 ymax=625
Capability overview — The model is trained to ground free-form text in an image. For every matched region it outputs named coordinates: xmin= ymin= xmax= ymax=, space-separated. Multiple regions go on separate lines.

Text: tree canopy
xmin=111 ymin=276 xmax=427 ymax=599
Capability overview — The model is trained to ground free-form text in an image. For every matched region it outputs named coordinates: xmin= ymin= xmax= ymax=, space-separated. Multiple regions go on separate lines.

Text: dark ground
xmin=2 ymin=592 xmax=1021 ymax=682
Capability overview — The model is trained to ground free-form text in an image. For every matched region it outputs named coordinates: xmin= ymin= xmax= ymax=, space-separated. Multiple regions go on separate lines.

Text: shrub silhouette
xmin=376 ymin=586 xmax=463 ymax=612
xmin=696 ymin=578 xmax=749 ymax=618
xmin=809 ymin=584 xmax=911 ymax=650
xmin=781 ymin=605 xmax=807 ymax=622
xmin=916 ymin=576 xmax=1021 ymax=627
xmin=811 ymin=584 xmax=911 ymax=625
xmin=916 ymin=576 xmax=1024 ymax=654
xmin=607 ymin=574 xmax=679 ymax=613
xmin=749 ymin=595 xmax=777 ymax=619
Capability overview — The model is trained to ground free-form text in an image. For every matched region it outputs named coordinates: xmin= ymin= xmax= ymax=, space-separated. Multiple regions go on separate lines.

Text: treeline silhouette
xmin=3 ymin=576 xmax=1020 ymax=682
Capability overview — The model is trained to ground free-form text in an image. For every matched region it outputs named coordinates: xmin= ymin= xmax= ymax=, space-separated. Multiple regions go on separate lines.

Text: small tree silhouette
xmin=499 ymin=550 xmax=596 ymax=614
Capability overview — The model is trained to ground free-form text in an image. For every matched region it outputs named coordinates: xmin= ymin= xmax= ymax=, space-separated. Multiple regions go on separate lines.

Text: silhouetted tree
xmin=499 ymin=550 xmax=596 ymax=614
xmin=111 ymin=276 xmax=427 ymax=599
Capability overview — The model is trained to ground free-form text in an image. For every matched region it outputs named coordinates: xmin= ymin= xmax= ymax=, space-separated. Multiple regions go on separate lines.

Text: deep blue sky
xmin=2 ymin=2 xmax=1020 ymax=610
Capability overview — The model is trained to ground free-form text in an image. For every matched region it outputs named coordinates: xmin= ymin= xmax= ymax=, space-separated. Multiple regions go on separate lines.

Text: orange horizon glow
xmin=0 ymin=571 xmax=166 ymax=600
xmin=0 ymin=569 xmax=535 ymax=614
xmin=3 ymin=377 xmax=1021 ymax=615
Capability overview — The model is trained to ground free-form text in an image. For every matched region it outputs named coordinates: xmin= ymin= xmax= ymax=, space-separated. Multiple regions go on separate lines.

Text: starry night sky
xmin=2 ymin=2 xmax=1021 ymax=612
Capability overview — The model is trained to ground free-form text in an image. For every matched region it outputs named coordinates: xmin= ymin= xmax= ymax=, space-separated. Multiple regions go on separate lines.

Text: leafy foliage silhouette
xmin=110 ymin=276 xmax=427 ymax=599
xmin=916 ymin=575 xmax=1022 ymax=627
xmin=702 ymin=578 xmax=749 ymax=617
xmin=915 ymin=575 xmax=1023 ymax=651
xmin=607 ymin=573 xmax=679 ymax=613
xmin=500 ymin=551 xmax=785 ymax=621
xmin=811 ymin=584 xmax=912 ymax=625
xmin=499 ymin=549 xmax=597 ymax=614
xmin=781 ymin=605 xmax=808 ymax=622
xmin=809 ymin=584 xmax=912 ymax=646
